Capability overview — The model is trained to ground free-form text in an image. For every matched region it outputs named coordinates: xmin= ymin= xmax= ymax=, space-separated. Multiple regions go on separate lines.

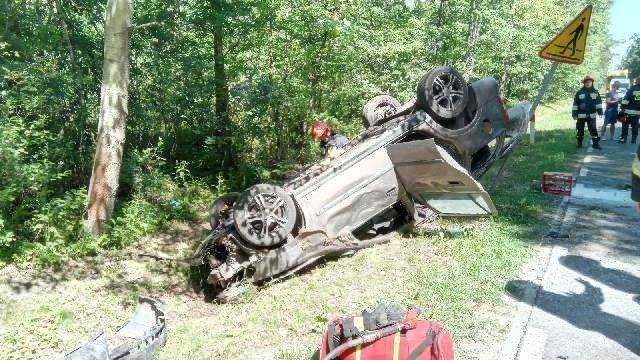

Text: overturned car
xmin=193 ymin=66 xmax=530 ymax=301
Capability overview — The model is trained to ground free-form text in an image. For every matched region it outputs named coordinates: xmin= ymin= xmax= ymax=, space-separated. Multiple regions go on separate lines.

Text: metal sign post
xmin=529 ymin=62 xmax=559 ymax=144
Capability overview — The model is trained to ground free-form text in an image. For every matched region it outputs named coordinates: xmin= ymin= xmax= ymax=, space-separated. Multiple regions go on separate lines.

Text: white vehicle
xmin=607 ymin=70 xmax=630 ymax=99
xmin=611 ymin=77 xmax=630 ymax=99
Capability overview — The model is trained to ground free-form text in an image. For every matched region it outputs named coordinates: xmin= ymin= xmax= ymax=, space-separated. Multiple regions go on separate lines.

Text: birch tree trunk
xmin=465 ymin=0 xmax=480 ymax=73
xmin=84 ymin=0 xmax=131 ymax=236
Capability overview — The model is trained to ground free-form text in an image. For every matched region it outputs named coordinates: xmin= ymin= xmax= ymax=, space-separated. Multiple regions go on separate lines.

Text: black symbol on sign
xmin=558 ymin=17 xmax=585 ymax=57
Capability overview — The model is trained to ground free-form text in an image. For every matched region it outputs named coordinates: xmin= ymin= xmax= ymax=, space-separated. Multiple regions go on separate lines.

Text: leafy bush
xmin=16 ymin=189 xmax=96 ymax=266
xmin=28 ymin=189 xmax=87 ymax=245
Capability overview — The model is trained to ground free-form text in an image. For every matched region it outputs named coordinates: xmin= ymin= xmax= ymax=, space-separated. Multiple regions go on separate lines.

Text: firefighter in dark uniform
xmin=619 ymin=76 xmax=640 ymax=144
xmin=572 ymin=75 xmax=603 ymax=149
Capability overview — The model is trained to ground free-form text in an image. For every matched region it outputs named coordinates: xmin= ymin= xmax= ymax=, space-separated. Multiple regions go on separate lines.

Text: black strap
xmin=407 ymin=330 xmax=437 ymax=360
xmin=327 ymin=322 xmax=338 ymax=352
xmin=341 ymin=317 xmax=360 ymax=338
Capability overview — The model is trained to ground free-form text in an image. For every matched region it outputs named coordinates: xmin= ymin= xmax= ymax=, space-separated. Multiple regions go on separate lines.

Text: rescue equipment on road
xmin=319 ymin=304 xmax=454 ymax=360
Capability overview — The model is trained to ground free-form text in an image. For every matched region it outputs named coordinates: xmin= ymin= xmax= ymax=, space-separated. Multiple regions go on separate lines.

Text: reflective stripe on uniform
xmin=590 ymin=113 xmax=597 ymax=118
xmin=572 ymin=106 xmax=578 ymax=110
xmin=596 ymin=103 xmax=603 ymax=109
xmin=392 ymin=332 xmax=401 ymax=360
xmin=354 ymin=317 xmax=364 ymax=360
xmin=622 ymin=99 xmax=630 ymax=105
xmin=626 ymin=109 xmax=640 ymax=115
xmin=632 ymin=157 xmax=640 ymax=177
xmin=577 ymin=114 xmax=587 ymax=118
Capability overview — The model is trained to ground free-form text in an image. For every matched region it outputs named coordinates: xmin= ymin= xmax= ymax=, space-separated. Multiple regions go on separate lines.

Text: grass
xmin=0 ymin=100 xmax=578 ymax=359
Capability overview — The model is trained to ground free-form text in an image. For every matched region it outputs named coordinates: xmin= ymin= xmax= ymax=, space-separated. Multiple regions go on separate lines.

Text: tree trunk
xmin=465 ymin=0 xmax=480 ymax=73
xmin=213 ymin=9 xmax=229 ymax=125
xmin=211 ymin=0 xmax=232 ymax=167
xmin=50 ymin=0 xmax=76 ymax=70
xmin=500 ymin=57 xmax=509 ymax=96
xmin=84 ymin=0 xmax=131 ymax=236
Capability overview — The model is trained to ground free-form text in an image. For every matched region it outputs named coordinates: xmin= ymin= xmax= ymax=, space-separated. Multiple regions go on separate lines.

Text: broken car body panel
xmin=65 ymin=296 xmax=167 ymax=360
xmin=387 ymin=139 xmax=496 ymax=216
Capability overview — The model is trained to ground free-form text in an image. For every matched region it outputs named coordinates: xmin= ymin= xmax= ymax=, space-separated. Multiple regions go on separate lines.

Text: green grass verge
xmin=0 ymin=100 xmax=579 ymax=359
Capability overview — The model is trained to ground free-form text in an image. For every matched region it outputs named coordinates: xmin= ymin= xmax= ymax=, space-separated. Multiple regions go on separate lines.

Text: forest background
xmin=0 ymin=0 xmax=632 ymax=265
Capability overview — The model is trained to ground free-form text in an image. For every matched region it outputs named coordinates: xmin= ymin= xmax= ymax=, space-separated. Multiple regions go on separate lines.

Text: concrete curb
xmin=500 ymin=195 xmax=573 ymax=360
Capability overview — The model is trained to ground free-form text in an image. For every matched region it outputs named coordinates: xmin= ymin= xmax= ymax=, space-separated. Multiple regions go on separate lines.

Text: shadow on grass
xmin=1 ymin=219 xmax=210 ymax=302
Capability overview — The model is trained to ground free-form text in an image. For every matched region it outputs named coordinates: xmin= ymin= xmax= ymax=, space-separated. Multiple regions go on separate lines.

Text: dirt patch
xmin=1 ymin=221 xmax=208 ymax=295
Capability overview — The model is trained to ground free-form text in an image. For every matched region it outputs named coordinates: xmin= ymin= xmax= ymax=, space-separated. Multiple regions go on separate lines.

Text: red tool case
xmin=542 ymin=172 xmax=575 ymax=196
xmin=319 ymin=319 xmax=454 ymax=360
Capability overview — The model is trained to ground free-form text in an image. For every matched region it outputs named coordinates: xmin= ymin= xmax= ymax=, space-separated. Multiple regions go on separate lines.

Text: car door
xmin=386 ymin=139 xmax=496 ymax=215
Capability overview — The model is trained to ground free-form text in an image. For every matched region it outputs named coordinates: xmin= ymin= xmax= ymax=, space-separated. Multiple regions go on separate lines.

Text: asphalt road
xmin=505 ymin=125 xmax=640 ymax=360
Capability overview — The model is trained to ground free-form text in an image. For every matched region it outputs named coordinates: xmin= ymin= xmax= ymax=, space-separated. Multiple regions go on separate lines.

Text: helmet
xmin=582 ymin=75 xmax=594 ymax=83
xmin=309 ymin=121 xmax=332 ymax=141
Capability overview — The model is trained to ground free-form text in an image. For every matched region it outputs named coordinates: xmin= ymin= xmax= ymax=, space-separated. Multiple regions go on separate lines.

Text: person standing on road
xmin=619 ymin=77 xmax=640 ymax=144
xmin=309 ymin=121 xmax=349 ymax=158
xmin=572 ymin=75 xmax=603 ymax=149
xmin=600 ymin=81 xmax=621 ymax=141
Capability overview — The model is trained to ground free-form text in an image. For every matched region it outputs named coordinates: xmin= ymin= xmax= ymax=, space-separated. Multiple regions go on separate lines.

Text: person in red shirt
xmin=309 ymin=121 xmax=349 ymax=158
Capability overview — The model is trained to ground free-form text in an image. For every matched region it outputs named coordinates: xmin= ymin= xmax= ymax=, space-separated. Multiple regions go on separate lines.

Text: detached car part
xmin=65 ymin=296 xmax=167 ymax=360
xmin=195 ymin=66 xmax=531 ymax=301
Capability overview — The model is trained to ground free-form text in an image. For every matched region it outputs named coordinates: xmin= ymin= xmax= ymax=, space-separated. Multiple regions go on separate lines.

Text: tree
xmin=211 ymin=0 xmax=233 ymax=167
xmin=622 ymin=34 xmax=640 ymax=80
xmin=84 ymin=0 xmax=132 ymax=236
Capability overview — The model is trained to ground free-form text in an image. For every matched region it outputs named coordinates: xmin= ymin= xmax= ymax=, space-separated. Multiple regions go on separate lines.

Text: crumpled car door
xmin=387 ymin=139 xmax=496 ymax=216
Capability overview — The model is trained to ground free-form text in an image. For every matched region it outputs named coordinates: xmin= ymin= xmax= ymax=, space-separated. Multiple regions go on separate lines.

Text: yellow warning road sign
xmin=539 ymin=5 xmax=592 ymax=65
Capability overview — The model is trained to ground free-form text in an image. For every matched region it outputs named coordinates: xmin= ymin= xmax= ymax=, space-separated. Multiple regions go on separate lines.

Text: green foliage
xmin=28 ymin=188 xmax=86 ymax=246
xmin=0 ymin=0 xmax=614 ymax=265
xmin=622 ymin=34 xmax=640 ymax=80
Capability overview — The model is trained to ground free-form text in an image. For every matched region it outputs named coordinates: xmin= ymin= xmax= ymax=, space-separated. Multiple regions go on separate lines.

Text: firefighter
xmin=309 ymin=121 xmax=349 ymax=158
xmin=572 ymin=75 xmax=603 ymax=149
xmin=619 ymin=76 xmax=640 ymax=144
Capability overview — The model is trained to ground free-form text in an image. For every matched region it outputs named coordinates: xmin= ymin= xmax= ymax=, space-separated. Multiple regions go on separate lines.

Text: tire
xmin=232 ymin=184 xmax=296 ymax=248
xmin=416 ymin=66 xmax=469 ymax=121
xmin=361 ymin=95 xmax=402 ymax=128
xmin=209 ymin=192 xmax=240 ymax=230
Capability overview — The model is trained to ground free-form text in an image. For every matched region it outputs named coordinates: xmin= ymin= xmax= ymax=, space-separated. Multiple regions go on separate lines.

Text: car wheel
xmin=362 ymin=95 xmax=402 ymax=128
xmin=232 ymin=184 xmax=296 ymax=248
xmin=416 ymin=66 xmax=469 ymax=121
xmin=209 ymin=192 xmax=240 ymax=230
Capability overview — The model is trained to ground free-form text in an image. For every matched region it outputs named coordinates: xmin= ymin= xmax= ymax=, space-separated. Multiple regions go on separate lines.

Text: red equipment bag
xmin=319 ymin=318 xmax=454 ymax=360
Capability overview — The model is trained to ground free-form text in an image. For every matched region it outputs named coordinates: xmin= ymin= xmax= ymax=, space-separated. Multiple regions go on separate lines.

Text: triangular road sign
xmin=539 ymin=5 xmax=592 ymax=65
